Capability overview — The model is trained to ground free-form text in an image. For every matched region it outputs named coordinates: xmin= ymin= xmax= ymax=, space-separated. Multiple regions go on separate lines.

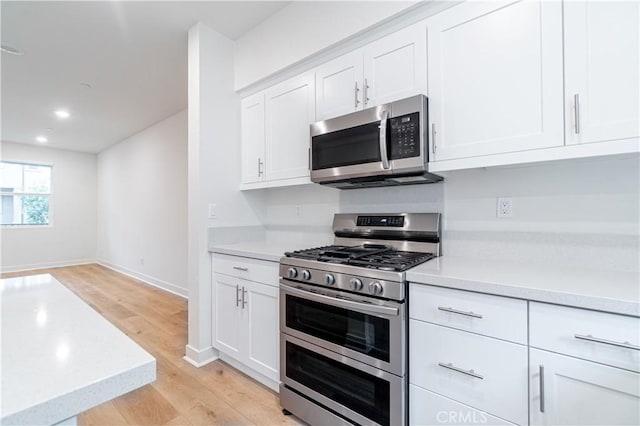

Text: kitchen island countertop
xmin=1 ymin=274 xmax=156 ymax=425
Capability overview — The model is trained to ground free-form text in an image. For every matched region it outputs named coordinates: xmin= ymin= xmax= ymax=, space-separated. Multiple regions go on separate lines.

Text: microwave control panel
xmin=389 ymin=112 xmax=421 ymax=160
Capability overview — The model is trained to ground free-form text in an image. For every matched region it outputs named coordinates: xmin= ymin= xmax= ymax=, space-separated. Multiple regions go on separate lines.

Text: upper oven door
xmin=310 ymin=104 xmax=393 ymax=183
xmin=280 ymin=280 xmax=406 ymax=376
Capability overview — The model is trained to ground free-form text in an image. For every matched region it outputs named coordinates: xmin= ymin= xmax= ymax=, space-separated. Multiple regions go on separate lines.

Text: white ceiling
xmin=1 ymin=1 xmax=289 ymax=153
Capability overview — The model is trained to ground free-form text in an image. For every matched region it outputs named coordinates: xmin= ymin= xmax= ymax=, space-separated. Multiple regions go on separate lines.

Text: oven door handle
xmin=280 ymin=281 xmax=399 ymax=317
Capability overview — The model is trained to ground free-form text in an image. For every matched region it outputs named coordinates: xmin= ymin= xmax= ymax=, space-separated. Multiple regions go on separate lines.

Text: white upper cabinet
xmin=240 ymin=93 xmax=266 ymax=184
xmin=264 ymin=73 xmax=315 ymax=182
xmin=315 ymin=51 xmax=364 ymax=121
xmin=427 ymin=0 xmax=564 ymax=161
xmin=363 ymin=23 xmax=427 ymax=108
xmin=564 ymin=1 xmax=640 ymax=145
xmin=314 ymin=23 xmax=427 ymax=121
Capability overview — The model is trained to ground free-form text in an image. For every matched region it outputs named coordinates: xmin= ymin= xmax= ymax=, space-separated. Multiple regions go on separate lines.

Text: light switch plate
xmin=208 ymin=204 xmax=217 ymax=219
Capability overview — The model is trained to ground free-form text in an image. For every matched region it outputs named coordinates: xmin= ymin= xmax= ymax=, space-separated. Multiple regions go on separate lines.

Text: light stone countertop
xmin=208 ymin=232 xmax=639 ymax=317
xmin=407 ymin=256 xmax=640 ymax=317
xmin=208 ymin=231 xmax=334 ymax=263
xmin=1 ymin=274 xmax=156 ymax=425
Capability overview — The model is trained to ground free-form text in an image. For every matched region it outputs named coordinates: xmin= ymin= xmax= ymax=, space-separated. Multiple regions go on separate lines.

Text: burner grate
xmin=285 ymin=245 xmax=434 ymax=272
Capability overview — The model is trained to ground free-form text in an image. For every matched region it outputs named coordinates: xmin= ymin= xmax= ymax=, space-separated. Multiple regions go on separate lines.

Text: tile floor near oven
xmin=1 ymin=264 xmax=299 ymax=426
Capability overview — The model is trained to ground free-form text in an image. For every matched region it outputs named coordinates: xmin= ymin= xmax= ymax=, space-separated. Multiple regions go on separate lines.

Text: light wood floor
xmin=2 ymin=264 xmax=299 ymax=426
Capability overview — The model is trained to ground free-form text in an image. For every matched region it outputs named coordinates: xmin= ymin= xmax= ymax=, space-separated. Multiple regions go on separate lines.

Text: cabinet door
xmin=564 ymin=1 xmax=639 ymax=145
xmin=213 ymin=273 xmax=241 ymax=357
xmin=530 ymin=348 xmax=640 ymax=426
xmin=410 ymin=384 xmax=517 ymax=426
xmin=427 ymin=0 xmax=564 ymax=161
xmin=243 ymin=281 xmax=279 ymax=381
xmin=315 ymin=51 xmax=363 ymax=120
xmin=240 ymin=93 xmax=266 ymax=184
xmin=363 ymin=23 xmax=427 ymax=107
xmin=265 ymin=73 xmax=315 ymax=182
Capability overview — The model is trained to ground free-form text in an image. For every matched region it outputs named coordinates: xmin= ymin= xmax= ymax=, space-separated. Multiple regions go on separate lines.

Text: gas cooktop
xmin=285 ymin=243 xmax=435 ymax=272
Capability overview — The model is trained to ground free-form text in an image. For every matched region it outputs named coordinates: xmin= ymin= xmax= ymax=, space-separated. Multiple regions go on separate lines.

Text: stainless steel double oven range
xmin=279 ymin=213 xmax=441 ymax=426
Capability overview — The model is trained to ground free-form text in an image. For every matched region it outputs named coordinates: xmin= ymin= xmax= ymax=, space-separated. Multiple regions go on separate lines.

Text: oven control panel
xmin=356 ymin=215 xmax=405 ymax=227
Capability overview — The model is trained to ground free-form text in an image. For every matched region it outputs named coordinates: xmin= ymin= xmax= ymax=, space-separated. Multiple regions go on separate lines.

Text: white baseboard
xmin=184 ymin=344 xmax=218 ymax=367
xmin=97 ymin=259 xmax=188 ymax=298
xmin=1 ymin=258 xmax=96 ymax=274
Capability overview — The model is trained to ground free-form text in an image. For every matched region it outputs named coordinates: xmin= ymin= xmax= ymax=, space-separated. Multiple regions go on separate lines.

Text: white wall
xmin=97 ymin=110 xmax=188 ymax=296
xmin=186 ymin=22 xmax=265 ymax=366
xmin=260 ymin=155 xmax=639 ymax=272
xmin=234 ymin=1 xmax=417 ymax=90
xmin=0 ymin=142 xmax=97 ymax=271
xmin=442 ymin=155 xmax=640 ymax=271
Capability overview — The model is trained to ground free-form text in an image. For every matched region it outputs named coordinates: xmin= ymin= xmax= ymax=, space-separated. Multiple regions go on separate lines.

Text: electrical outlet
xmin=140 ymin=258 xmax=144 ymax=265
xmin=208 ymin=203 xmax=217 ymax=219
xmin=497 ymin=197 xmax=513 ymax=218
xmin=296 ymin=205 xmax=302 ymax=217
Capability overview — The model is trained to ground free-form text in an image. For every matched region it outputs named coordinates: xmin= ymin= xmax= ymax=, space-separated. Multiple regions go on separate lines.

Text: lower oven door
xmin=281 ymin=333 xmax=405 ymax=426
xmin=279 ymin=280 xmax=406 ymax=376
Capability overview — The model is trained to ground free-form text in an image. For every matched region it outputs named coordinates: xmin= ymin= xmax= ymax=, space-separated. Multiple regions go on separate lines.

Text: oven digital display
xmin=356 ymin=216 xmax=404 ymax=227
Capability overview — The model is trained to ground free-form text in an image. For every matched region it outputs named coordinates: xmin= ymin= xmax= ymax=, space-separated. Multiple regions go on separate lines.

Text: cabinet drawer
xmin=410 ymin=384 xmax=517 ymax=426
xmin=212 ymin=253 xmax=278 ymax=286
xmin=530 ymin=302 xmax=640 ymax=372
xmin=410 ymin=320 xmax=528 ymax=425
xmin=410 ymin=284 xmax=527 ymax=344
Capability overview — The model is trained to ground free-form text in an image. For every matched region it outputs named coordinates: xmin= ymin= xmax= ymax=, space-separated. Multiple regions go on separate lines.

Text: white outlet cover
xmin=208 ymin=203 xmax=217 ymax=219
xmin=497 ymin=197 xmax=513 ymax=218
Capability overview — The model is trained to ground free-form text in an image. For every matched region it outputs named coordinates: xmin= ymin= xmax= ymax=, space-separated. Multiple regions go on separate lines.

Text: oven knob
xmin=349 ymin=278 xmax=363 ymax=291
xmin=369 ymin=281 xmax=383 ymax=296
xmin=324 ymin=274 xmax=335 ymax=285
xmin=302 ymin=270 xmax=311 ymax=280
xmin=287 ymin=268 xmax=298 ymax=279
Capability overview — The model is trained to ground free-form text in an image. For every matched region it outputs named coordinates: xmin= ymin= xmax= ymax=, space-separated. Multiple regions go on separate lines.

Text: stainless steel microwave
xmin=310 ymin=94 xmax=442 ymax=189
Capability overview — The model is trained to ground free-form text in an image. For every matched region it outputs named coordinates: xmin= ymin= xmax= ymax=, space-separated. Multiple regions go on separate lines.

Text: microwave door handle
xmin=379 ymin=109 xmax=390 ymax=169
xmin=280 ymin=281 xmax=398 ymax=317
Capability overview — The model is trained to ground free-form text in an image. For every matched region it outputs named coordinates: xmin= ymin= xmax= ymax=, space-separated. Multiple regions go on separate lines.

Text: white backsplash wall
xmin=442 ymin=155 xmax=639 ymax=271
xmin=261 ymin=155 xmax=639 ymax=272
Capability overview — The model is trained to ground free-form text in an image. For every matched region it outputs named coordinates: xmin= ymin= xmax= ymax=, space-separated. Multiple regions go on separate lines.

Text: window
xmin=0 ymin=161 xmax=52 ymax=226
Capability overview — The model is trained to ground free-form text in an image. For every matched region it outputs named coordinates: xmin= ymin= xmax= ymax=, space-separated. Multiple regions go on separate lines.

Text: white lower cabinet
xmin=410 ymin=384 xmax=516 ymax=426
xmin=530 ymin=348 xmax=640 ymax=426
xmin=212 ymin=263 xmax=279 ymax=389
xmin=410 ymin=284 xmax=640 ymax=426
xmin=410 ymin=320 xmax=528 ymax=425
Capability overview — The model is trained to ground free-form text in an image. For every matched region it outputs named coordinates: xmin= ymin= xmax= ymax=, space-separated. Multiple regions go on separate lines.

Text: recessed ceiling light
xmin=36 ymin=136 xmax=48 ymax=143
xmin=0 ymin=43 xmax=24 ymax=56
xmin=55 ymin=110 xmax=70 ymax=119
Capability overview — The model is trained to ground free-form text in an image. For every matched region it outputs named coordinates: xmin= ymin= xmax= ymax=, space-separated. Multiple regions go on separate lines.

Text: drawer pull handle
xmin=574 ymin=334 xmax=640 ymax=351
xmin=437 ymin=306 xmax=483 ymax=319
xmin=236 ymin=285 xmax=242 ymax=307
xmin=233 ymin=266 xmax=249 ymax=272
xmin=539 ymin=365 xmax=545 ymax=413
xmin=438 ymin=362 xmax=484 ymax=380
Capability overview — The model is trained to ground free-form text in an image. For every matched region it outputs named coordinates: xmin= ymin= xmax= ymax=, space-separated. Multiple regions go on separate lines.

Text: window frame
xmin=0 ymin=160 xmax=54 ymax=228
